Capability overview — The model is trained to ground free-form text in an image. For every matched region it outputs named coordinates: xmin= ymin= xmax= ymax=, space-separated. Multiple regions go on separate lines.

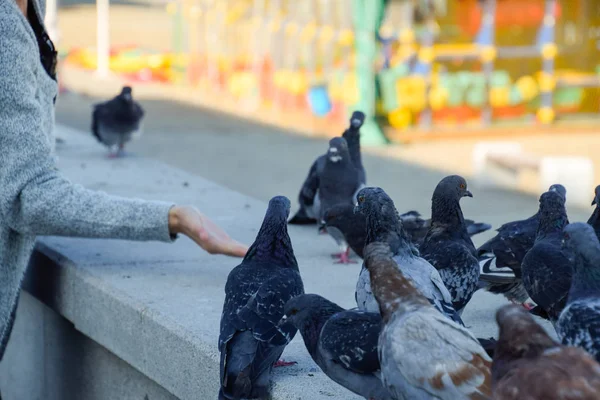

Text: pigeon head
xmin=536 ymin=190 xmax=569 ymax=239
xmin=356 ymin=187 xmax=415 ymax=254
xmin=120 ymin=86 xmax=133 ymax=102
xmin=348 ymin=111 xmax=366 ymax=131
xmin=280 ymin=294 xmax=344 ymax=355
xmin=430 ymin=175 xmax=471 ymax=228
xmin=562 ymin=223 xmax=600 ymax=299
xmin=492 ymin=304 xmax=558 ymax=383
xmin=548 ymin=184 xmax=567 ymax=200
xmin=592 ymin=185 xmax=600 ymax=206
xmin=326 ymin=137 xmax=350 ymax=164
xmin=243 ymin=196 xmax=297 ymax=268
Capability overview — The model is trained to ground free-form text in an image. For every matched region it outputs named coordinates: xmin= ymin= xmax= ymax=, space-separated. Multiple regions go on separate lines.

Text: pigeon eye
xmin=290 ymin=309 xmax=298 ymax=316
xmin=358 ymin=196 xmax=365 ymax=203
xmin=460 ymin=183 xmax=466 ymax=189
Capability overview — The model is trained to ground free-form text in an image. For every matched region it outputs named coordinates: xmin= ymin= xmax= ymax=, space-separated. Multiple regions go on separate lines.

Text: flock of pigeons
xmin=88 ymin=89 xmax=600 ymax=399
xmin=217 ymin=111 xmax=600 ymax=400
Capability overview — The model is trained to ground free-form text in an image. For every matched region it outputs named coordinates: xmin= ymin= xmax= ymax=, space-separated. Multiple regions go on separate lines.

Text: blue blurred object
xmin=307 ymin=85 xmax=332 ymax=117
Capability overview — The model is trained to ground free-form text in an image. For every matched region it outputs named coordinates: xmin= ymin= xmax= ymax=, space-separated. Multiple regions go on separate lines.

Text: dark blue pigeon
xmin=321 ymin=203 xmax=492 ymax=263
xmin=218 ymin=196 xmax=305 ymax=400
xmin=281 ymin=294 xmax=393 ymax=400
xmin=419 ymin=175 xmax=479 ymax=314
xmin=521 ymin=189 xmax=573 ymax=324
xmin=587 ymin=185 xmax=600 ymax=240
xmin=289 ymin=111 xmax=366 ymax=226
xmin=353 ymin=187 xmax=464 ymax=326
xmin=91 ymin=86 xmax=145 ymax=158
xmin=556 ymin=223 xmax=600 ymax=362
xmin=478 ymin=184 xmax=567 ymax=307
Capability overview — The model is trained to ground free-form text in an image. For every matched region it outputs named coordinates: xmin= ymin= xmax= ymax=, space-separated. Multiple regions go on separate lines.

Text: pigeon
xmin=289 ymin=111 xmax=366 ymax=226
xmin=555 ymin=222 xmax=600 ymax=362
xmin=478 ymin=184 xmax=567 ymax=306
xmin=354 ymin=187 xmax=463 ymax=325
xmin=364 ymin=241 xmax=492 ymax=400
xmin=280 ymin=294 xmax=393 ymax=400
xmin=91 ymin=86 xmax=145 ymax=158
xmin=492 ymin=304 xmax=600 ymax=400
xmin=321 ymin=204 xmax=492 ymax=262
xmin=521 ymin=188 xmax=573 ymax=324
xmin=419 ymin=175 xmax=479 ymax=314
xmin=218 ymin=196 xmax=305 ymax=400
xmin=587 ymin=185 xmax=600 ymax=239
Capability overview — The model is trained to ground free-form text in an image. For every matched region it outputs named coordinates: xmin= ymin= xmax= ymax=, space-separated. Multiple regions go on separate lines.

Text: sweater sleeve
xmin=0 ymin=11 xmax=175 ymax=242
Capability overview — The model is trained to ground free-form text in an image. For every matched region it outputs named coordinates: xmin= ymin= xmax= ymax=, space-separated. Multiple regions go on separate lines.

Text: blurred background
xmin=51 ymin=0 xmax=600 ymax=206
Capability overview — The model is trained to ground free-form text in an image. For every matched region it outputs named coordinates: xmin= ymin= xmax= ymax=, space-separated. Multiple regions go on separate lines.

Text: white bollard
xmin=472 ymin=142 xmax=524 ymax=189
xmin=539 ymin=157 xmax=594 ymax=209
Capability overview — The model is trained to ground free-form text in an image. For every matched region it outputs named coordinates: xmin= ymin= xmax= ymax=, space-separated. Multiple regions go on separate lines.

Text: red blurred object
xmin=328 ymin=101 xmax=345 ymax=124
xmin=458 ymin=0 xmax=562 ymax=36
xmin=492 ymin=104 xmax=528 ymax=119
xmin=429 ymin=106 xmax=481 ymax=122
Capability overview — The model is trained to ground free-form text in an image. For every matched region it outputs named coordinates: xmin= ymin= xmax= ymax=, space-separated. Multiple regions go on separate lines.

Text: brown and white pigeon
xmin=492 ymin=304 xmax=600 ymax=400
xmin=364 ymin=241 xmax=492 ymax=400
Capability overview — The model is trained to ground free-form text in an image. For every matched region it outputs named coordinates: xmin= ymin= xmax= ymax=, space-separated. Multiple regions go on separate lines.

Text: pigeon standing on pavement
xmin=556 ymin=222 xmax=600 ymax=362
xmin=364 ymin=242 xmax=492 ymax=400
xmin=478 ymin=184 xmax=567 ymax=306
xmin=218 ymin=196 xmax=305 ymax=400
xmin=289 ymin=111 xmax=366 ymax=226
xmin=354 ymin=187 xmax=463 ymax=325
xmin=492 ymin=304 xmax=600 ymax=400
xmin=521 ymin=188 xmax=573 ymax=324
xmin=419 ymin=175 xmax=479 ymax=314
xmin=587 ymin=185 xmax=600 ymax=239
xmin=280 ymin=294 xmax=393 ymax=400
xmin=91 ymin=86 xmax=145 ymax=158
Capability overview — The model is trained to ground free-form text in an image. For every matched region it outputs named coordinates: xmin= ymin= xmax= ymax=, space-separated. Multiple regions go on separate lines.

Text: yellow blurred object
xmin=165 ymin=2 xmax=177 ymax=15
xmin=428 ymin=86 xmax=449 ymax=110
xmin=541 ymin=43 xmax=558 ymax=60
xmin=418 ymin=47 xmax=435 ymax=64
xmin=537 ymin=107 xmax=555 ymax=124
xmin=273 ymin=69 xmax=291 ymax=89
xmin=285 ymin=22 xmax=299 ymax=36
xmin=300 ymin=22 xmax=317 ymax=42
xmin=537 ymin=72 xmax=556 ymax=92
xmin=399 ymin=29 xmax=414 ymax=44
xmin=489 ymin=87 xmax=510 ymax=108
xmin=288 ymin=72 xmax=308 ymax=95
xmin=515 ymin=75 xmax=539 ymax=101
xmin=388 ymin=107 xmax=412 ymax=129
xmin=341 ymin=73 xmax=360 ymax=105
xmin=319 ymin=25 xmax=335 ymax=44
xmin=379 ymin=24 xmax=394 ymax=38
xmin=268 ymin=19 xmax=281 ymax=33
xmin=338 ymin=29 xmax=354 ymax=46
xmin=479 ymin=46 xmax=497 ymax=63
xmin=396 ymin=76 xmax=427 ymax=112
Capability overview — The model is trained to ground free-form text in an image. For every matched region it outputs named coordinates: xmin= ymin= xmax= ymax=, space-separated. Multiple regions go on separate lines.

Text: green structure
xmin=352 ymin=0 xmax=389 ymax=146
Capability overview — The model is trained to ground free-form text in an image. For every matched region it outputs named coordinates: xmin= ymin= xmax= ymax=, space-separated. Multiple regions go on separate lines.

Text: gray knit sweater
xmin=0 ymin=0 xmax=176 ymax=360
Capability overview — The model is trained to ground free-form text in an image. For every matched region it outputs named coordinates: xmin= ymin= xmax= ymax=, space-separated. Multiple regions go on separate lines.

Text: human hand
xmin=168 ymin=205 xmax=248 ymax=257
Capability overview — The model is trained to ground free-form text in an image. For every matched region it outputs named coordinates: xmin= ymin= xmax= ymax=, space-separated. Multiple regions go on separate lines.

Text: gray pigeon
xmin=521 ymin=189 xmax=573 ymax=324
xmin=218 ymin=196 xmax=305 ymax=400
xmin=587 ymin=185 xmax=600 ymax=240
xmin=556 ymin=222 xmax=600 ymax=362
xmin=353 ymin=187 xmax=463 ymax=325
xmin=92 ymin=86 xmax=144 ymax=158
xmin=280 ymin=294 xmax=393 ymax=400
xmin=478 ymin=184 xmax=567 ymax=307
xmin=289 ymin=111 xmax=366 ymax=226
xmin=363 ymin=242 xmax=492 ymax=400
xmin=419 ymin=175 xmax=479 ymax=314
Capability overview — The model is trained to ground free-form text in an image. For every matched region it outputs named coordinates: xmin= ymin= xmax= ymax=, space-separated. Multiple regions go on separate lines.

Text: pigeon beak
xmin=277 ymin=315 xmax=289 ymax=328
xmin=593 ymin=198 xmax=597 ymax=206
xmin=464 ymin=190 xmax=473 ymax=198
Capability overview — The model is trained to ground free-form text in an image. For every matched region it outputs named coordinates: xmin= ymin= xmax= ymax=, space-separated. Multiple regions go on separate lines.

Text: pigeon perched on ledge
xmin=419 ymin=175 xmax=479 ymax=314
xmin=218 ymin=196 xmax=304 ymax=400
xmin=91 ymin=86 xmax=144 ymax=158
xmin=492 ymin=304 xmax=600 ymax=400
xmin=281 ymin=294 xmax=392 ymax=400
xmin=478 ymin=184 xmax=567 ymax=307
xmin=556 ymin=222 xmax=600 ymax=362
xmin=521 ymin=188 xmax=573 ymax=324
xmin=289 ymin=111 xmax=366 ymax=226
xmin=364 ymin=241 xmax=492 ymax=400
xmin=354 ymin=187 xmax=463 ymax=326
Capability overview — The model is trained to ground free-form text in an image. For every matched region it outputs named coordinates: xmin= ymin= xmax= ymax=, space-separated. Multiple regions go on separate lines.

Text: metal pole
xmin=96 ymin=0 xmax=110 ymax=78
xmin=45 ymin=0 xmax=60 ymax=44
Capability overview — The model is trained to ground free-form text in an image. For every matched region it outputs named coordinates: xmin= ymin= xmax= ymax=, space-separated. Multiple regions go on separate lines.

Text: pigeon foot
xmin=522 ymin=302 xmax=535 ymax=311
xmin=334 ymin=251 xmax=356 ymax=264
xmin=273 ymin=359 xmax=297 ymax=367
